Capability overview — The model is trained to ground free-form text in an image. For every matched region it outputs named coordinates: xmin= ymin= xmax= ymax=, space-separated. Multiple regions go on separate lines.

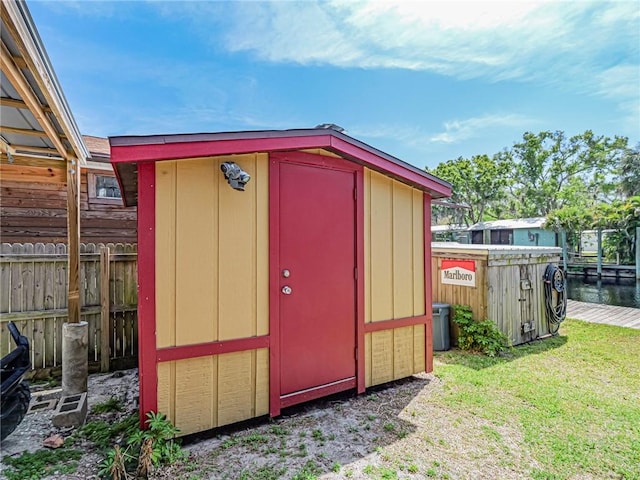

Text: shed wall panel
xmin=175 ymin=159 xmax=217 ymax=345
xmin=412 ymin=190 xmax=425 ymax=315
xmin=155 ymin=162 xmax=177 ymax=348
xmin=365 ymin=325 xmax=426 ymax=388
xmin=154 ymin=154 xmax=269 ymax=348
xmin=174 ymin=356 xmax=216 ymax=435
xmin=365 ymin=170 xmax=425 ymax=323
xmin=156 ymin=348 xmax=268 ymax=435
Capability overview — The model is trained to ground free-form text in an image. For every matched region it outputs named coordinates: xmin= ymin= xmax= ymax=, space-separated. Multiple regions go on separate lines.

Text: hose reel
xmin=543 ymin=263 xmax=567 ymax=335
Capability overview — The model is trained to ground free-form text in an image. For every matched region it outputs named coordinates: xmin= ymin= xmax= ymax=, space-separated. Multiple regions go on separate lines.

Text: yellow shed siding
xmin=157 ymin=349 xmax=269 ymax=435
xmin=155 ymin=154 xmax=269 ymax=348
xmin=364 ymin=169 xmax=425 ymax=323
xmin=154 ymin=154 xmax=269 ymax=434
xmin=364 ymin=324 xmax=425 ymax=388
xmin=363 ymin=169 xmax=426 ymax=388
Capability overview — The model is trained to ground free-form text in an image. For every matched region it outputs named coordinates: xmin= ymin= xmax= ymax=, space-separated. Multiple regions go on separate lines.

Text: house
xmin=110 ymin=128 xmax=452 ymax=435
xmin=469 ymin=217 xmax=557 ymax=247
xmin=1 ymin=134 xmax=137 ymax=244
xmin=431 ymin=224 xmax=470 ymax=243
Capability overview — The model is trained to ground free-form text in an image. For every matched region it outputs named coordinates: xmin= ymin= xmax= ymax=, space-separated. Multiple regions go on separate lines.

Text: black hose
xmin=543 ymin=263 xmax=567 ymax=335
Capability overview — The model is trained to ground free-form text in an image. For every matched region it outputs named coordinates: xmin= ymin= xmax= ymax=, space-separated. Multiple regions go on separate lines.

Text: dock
xmin=566 ymin=263 xmax=638 ymax=279
xmin=567 ymin=300 xmax=640 ymax=329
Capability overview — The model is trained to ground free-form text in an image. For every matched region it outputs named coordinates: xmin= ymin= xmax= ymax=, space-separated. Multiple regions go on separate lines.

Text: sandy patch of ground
xmin=1 ymin=367 xmax=535 ymax=479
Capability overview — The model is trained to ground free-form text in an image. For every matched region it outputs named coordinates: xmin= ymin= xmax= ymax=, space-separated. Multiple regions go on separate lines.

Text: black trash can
xmin=432 ymin=303 xmax=451 ymax=351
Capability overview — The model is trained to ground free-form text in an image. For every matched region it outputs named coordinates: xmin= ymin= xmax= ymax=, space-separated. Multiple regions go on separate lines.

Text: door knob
xmin=282 ymin=286 xmax=292 ymax=295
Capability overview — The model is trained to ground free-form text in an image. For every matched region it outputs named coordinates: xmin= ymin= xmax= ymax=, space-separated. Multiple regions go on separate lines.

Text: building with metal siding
xmin=110 ymin=129 xmax=451 ymax=435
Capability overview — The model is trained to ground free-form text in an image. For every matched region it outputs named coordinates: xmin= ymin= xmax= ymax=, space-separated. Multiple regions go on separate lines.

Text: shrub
xmin=453 ymin=305 xmax=508 ymax=356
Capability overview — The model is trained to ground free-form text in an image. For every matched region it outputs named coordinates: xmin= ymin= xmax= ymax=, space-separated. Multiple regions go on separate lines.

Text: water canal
xmin=567 ymin=277 xmax=640 ymax=309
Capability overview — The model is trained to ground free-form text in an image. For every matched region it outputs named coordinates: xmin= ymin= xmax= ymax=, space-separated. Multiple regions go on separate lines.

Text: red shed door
xmin=278 ymin=160 xmax=356 ymax=397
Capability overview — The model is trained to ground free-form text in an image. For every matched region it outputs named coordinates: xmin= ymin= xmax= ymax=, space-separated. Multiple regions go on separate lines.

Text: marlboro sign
xmin=441 ymin=259 xmax=476 ymax=287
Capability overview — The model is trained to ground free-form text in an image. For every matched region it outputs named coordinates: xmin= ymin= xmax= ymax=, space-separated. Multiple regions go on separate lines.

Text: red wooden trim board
xmin=363 ymin=315 xmax=428 ymax=333
xmin=355 ymin=169 xmax=365 ymax=394
xmin=268 ymin=156 xmax=281 ymax=417
xmin=156 ymin=336 xmax=270 ymax=363
xmin=137 ymin=162 xmax=157 ymax=427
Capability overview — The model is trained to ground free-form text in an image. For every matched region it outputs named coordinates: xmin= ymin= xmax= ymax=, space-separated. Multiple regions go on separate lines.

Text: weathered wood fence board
xmin=0 ymin=242 xmax=138 ymax=373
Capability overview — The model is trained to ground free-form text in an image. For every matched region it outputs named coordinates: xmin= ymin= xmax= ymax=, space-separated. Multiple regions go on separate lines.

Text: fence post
xmin=100 ymin=246 xmax=110 ymax=372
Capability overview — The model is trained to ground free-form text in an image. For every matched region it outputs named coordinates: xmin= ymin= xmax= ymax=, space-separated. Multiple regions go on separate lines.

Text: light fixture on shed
xmin=220 ymin=162 xmax=251 ymax=191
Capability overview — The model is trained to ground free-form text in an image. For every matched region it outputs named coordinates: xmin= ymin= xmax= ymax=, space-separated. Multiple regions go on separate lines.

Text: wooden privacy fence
xmin=0 ymin=243 xmax=138 ymax=375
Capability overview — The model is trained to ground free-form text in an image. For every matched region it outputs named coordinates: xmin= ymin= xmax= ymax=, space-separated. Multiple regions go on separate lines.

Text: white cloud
xmin=429 ymin=114 xmax=533 ymax=144
xmin=206 ymin=1 xmax=638 ymax=108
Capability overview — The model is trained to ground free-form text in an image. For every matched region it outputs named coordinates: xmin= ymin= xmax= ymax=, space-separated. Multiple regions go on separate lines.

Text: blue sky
xmin=28 ymin=1 xmax=639 ymax=170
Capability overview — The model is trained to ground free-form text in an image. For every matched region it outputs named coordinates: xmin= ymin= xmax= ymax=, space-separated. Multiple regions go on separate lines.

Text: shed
xmin=110 ymin=128 xmax=451 ymax=435
xmin=469 ymin=217 xmax=557 ymax=247
xmin=431 ymin=243 xmax=561 ymax=346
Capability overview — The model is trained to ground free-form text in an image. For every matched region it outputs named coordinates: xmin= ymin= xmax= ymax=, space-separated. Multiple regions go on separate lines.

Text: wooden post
xmin=561 ymin=229 xmax=568 ymax=271
xmin=66 ymin=158 xmax=81 ymax=323
xmin=636 ymin=226 xmax=640 ymax=280
xmin=596 ymin=228 xmax=603 ymax=278
xmin=100 ymin=246 xmax=111 ymax=372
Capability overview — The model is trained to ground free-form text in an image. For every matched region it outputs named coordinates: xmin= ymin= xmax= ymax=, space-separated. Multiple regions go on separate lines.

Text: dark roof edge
xmin=109 ymin=128 xmax=451 ymax=192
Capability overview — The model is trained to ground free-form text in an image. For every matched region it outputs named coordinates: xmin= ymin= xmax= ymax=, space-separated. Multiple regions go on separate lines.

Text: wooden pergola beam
xmin=0 ymin=42 xmax=68 ymax=159
xmin=9 ymin=143 xmax=65 ymax=156
xmin=1 ymin=126 xmax=51 ymax=138
xmin=0 ymin=97 xmax=52 ymax=111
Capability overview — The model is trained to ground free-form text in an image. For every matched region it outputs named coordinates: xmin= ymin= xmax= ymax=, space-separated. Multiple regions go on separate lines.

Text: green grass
xmin=1 ymin=448 xmax=82 ymax=480
xmin=433 ymin=319 xmax=640 ymax=479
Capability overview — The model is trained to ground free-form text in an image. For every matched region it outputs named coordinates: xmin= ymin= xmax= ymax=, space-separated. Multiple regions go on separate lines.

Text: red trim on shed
xmin=110 ymin=136 xmax=332 ymax=164
xmin=137 ymin=162 xmax=157 ymax=427
xmin=355 ymin=169 xmax=365 ymax=394
xmin=424 ymin=193 xmax=433 ymax=373
xmin=109 ymin=130 xmax=452 ymax=204
xmin=327 ymin=136 xmax=447 ymax=196
xmin=363 ymin=315 xmax=428 ymax=333
xmin=156 ymin=336 xmax=270 ymax=363
xmin=280 ymin=377 xmax=357 ymax=409
xmin=268 ymin=156 xmax=281 ymax=417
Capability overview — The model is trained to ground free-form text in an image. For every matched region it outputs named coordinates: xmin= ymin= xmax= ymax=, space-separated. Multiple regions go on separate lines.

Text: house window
xmin=95 ymin=175 xmax=121 ymax=199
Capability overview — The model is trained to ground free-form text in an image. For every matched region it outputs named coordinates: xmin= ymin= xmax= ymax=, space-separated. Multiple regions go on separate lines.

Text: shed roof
xmin=468 ymin=217 xmax=547 ymax=231
xmin=432 ymin=242 xmax=561 ymax=256
xmin=109 ymin=128 xmax=452 ymax=207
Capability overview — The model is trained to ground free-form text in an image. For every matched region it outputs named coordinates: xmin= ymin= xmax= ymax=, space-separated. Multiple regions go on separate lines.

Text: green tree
xmin=428 ymin=154 xmax=510 ymax=226
xmin=501 ymin=130 xmax=627 ymax=217
xmin=546 ymin=196 xmax=640 ymax=263
xmin=619 ymin=144 xmax=640 ymax=198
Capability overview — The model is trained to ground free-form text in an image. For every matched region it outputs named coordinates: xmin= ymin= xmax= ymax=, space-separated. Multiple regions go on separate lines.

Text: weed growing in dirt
xmin=99 ymin=411 xmax=186 ymax=479
xmin=73 ymin=412 xmax=138 ymax=450
xmin=291 ymin=459 xmax=322 ymax=480
xmin=91 ymin=397 xmax=123 ymax=414
xmin=238 ymin=464 xmax=287 ymax=480
xmin=222 ymin=433 xmax=269 ymax=450
xmin=2 ymin=448 xmax=82 ymax=480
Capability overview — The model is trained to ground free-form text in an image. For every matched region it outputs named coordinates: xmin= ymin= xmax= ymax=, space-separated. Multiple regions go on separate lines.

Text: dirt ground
xmin=0 ymin=366 xmax=534 ymax=480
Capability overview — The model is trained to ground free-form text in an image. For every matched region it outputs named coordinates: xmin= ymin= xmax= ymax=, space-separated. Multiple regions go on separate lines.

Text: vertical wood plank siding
xmin=154 ymin=154 xmax=269 ymax=434
xmin=0 ymin=243 xmax=138 ymax=372
xmin=432 ymin=249 xmax=560 ymax=346
xmin=363 ymin=169 xmax=426 ymax=387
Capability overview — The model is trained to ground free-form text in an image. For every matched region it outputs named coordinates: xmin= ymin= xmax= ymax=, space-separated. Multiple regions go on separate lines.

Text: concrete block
xmin=28 ymin=398 xmax=58 ymax=414
xmin=52 ymin=392 xmax=87 ymax=428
